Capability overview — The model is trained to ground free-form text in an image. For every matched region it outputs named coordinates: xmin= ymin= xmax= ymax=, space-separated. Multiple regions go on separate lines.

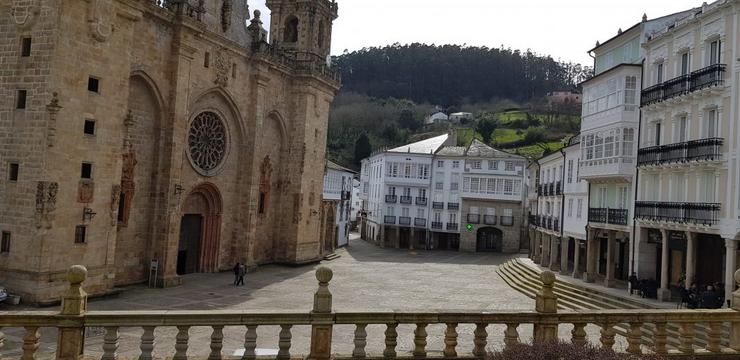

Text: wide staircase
xmin=497 ymin=257 xmax=731 ymax=351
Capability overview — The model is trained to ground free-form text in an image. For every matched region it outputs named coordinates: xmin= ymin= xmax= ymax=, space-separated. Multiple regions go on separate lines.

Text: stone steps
xmin=497 ymin=258 xmax=731 ymax=351
xmin=323 ymin=253 xmax=341 ymax=261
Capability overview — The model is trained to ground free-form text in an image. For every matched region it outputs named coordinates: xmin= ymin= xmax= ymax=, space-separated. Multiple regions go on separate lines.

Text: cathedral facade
xmin=0 ymin=0 xmax=340 ymax=304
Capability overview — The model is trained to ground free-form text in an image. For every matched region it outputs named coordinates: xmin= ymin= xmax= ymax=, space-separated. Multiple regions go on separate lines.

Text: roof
xmin=588 ymin=22 xmax=641 ymax=53
xmin=450 ymin=112 xmax=472 ymax=116
xmin=435 ymin=146 xmax=466 ymax=156
xmin=435 ymin=139 xmax=525 ymax=159
xmin=326 ymin=160 xmax=356 ymax=174
xmin=579 ymin=63 xmax=642 ymax=87
xmin=388 ymin=134 xmax=449 ymax=154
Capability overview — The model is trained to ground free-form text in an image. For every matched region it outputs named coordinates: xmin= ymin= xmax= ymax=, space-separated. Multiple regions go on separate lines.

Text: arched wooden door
xmin=178 ymin=183 xmax=222 ymax=274
xmin=477 ymin=227 xmax=503 ymax=252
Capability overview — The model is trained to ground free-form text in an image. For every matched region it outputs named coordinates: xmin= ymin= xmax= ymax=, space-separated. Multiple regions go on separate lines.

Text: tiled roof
xmin=435 ymin=146 xmax=466 ymax=156
xmin=388 ymin=134 xmax=449 ymax=154
xmin=466 ymin=139 xmax=525 ymax=159
xmin=326 ymin=160 xmax=356 ymax=174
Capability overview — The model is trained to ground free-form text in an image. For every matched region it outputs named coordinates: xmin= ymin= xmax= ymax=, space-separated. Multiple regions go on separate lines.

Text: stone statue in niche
xmin=214 ymin=49 xmax=230 ymax=87
xmin=78 ymin=180 xmax=94 ymax=203
xmin=221 ymin=0 xmax=232 ymax=32
xmin=35 ymin=181 xmax=58 ymax=229
xmin=119 ymin=148 xmax=137 ymax=225
xmin=46 ymin=92 xmax=62 ymax=147
xmin=110 ymin=185 xmax=121 ymax=226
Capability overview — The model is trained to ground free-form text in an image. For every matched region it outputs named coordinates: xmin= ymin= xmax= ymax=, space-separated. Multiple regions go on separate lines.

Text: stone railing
xmin=3 ymin=267 xmax=740 ymax=359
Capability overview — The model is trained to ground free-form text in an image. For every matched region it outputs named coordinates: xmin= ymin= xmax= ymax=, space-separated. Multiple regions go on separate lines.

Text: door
xmin=476 ymin=227 xmax=503 ymax=252
xmin=177 ymin=214 xmax=203 ymax=275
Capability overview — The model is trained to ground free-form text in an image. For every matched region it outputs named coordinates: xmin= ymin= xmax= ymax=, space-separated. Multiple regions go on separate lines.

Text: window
xmin=488 ymin=160 xmax=497 ymax=170
xmin=450 ymin=174 xmax=459 ymax=191
xmin=623 ymin=128 xmax=634 ymax=156
xmin=505 ymin=161 xmax=514 ymax=171
xmin=656 ymin=63 xmax=664 ymax=84
xmin=471 ymin=160 xmax=482 ymax=169
xmin=654 ymin=122 xmax=661 ymax=146
xmin=702 ymin=172 xmax=716 ymax=202
xmin=258 ymin=193 xmax=266 ymax=214
xmin=435 ymin=181 xmax=444 ymax=190
xmin=624 ymin=76 xmax=636 ymax=105
xmin=81 ymin=163 xmax=93 ymax=179
xmin=386 ymin=207 xmax=394 ymax=216
xmin=8 ymin=163 xmax=19 ymax=181
xmin=469 ymin=206 xmax=480 ymax=214
xmin=576 ymin=199 xmax=583 ymax=219
xmin=88 ymin=77 xmax=100 ymax=93
xmin=418 ymin=188 xmax=426 ymax=198
xmin=486 ymin=208 xmax=496 ymax=216
xmin=567 ymin=160 xmax=573 ymax=183
xmin=403 ymin=187 xmax=411 ymax=197
xmin=21 ymin=37 xmax=32 ymax=57
xmin=449 ymin=213 xmax=457 ymax=223
xmin=680 ymin=52 xmax=690 ymax=75
xmin=618 ymin=186 xmax=629 ymax=209
xmin=705 ymin=109 xmax=718 ymax=138
xmin=74 ymin=225 xmax=87 ymax=244
xmin=568 ymin=199 xmax=573 ymax=217
xmin=709 ymin=39 xmax=721 ymax=65
xmin=402 ymin=207 xmax=410 ymax=217
xmin=676 ymin=115 xmax=687 ymax=142
xmin=452 ymin=161 xmax=460 ymax=169
xmin=16 ymin=90 xmax=27 ymax=109
xmin=388 ymin=186 xmax=396 ymax=195
xmin=84 ymin=119 xmax=96 ymax=135
xmin=503 ymin=209 xmax=513 ymax=217
xmin=417 ymin=208 xmax=425 ymax=218
xmin=1 ymin=232 xmax=9 ymax=253
xmin=433 ymin=211 xmax=441 ymax=222
xmin=437 ymin=160 xmax=444 ymax=168
xmin=204 ymin=52 xmax=210 ymax=67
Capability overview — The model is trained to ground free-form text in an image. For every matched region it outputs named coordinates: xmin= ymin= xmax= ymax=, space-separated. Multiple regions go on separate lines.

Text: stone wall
xmin=459 ymin=199 xmax=523 ymax=253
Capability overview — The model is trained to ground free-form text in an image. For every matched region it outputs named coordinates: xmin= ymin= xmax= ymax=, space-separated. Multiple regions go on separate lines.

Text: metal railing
xmin=384 ymin=216 xmax=396 ymax=224
xmin=400 ymin=196 xmax=413 ymax=204
xmin=432 ymin=202 xmax=444 ymax=210
xmin=385 ymin=195 xmax=397 ymax=203
xmin=484 ymin=215 xmax=497 ymax=225
xmin=446 ymin=223 xmax=459 ymax=231
xmin=414 ymin=218 xmax=426 ymax=227
xmin=467 ymin=214 xmax=480 ymax=224
xmin=6 ymin=266 xmax=740 ymax=359
xmin=448 ymin=203 xmax=460 ymax=211
xmin=588 ymin=208 xmax=628 ymax=226
xmin=431 ymin=221 xmax=443 ymax=229
xmin=415 ymin=197 xmax=428 ymax=206
xmin=500 ymin=216 xmax=514 ymax=227
xmin=398 ymin=216 xmax=411 ymax=226
xmin=635 ymin=202 xmax=721 ymax=226
xmin=637 ymin=138 xmax=723 ymax=166
xmin=641 ymin=64 xmax=726 ymax=106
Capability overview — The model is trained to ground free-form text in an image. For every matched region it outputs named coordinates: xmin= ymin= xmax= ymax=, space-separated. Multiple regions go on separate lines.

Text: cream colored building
xmin=0 ymin=0 xmax=340 ymax=303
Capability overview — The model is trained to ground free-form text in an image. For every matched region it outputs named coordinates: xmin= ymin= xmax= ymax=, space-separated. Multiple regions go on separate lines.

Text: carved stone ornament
xmin=214 ymin=50 xmax=230 ymax=87
xmin=221 ymin=0 xmax=232 ymax=32
xmin=46 ymin=92 xmax=63 ymax=147
xmin=35 ymin=181 xmax=58 ymax=229
xmin=110 ymin=185 xmax=121 ymax=226
xmin=85 ymin=0 xmax=112 ymax=42
xmin=187 ymin=111 xmax=228 ymax=176
xmin=259 ymin=155 xmax=273 ymax=193
xmin=78 ymin=180 xmax=95 ymax=203
xmin=12 ymin=0 xmax=41 ymax=30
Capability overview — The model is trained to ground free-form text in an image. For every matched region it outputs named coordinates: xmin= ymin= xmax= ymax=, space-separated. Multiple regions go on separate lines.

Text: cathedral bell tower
xmin=265 ymin=0 xmax=339 ymax=62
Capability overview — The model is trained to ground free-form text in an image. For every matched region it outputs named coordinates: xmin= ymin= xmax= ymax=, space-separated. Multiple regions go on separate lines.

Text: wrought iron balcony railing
xmin=414 ymin=218 xmax=426 ymax=227
xmin=467 ymin=214 xmax=480 ymax=224
xmin=399 ymin=196 xmax=413 ymax=204
xmin=635 ymin=201 xmax=721 ymax=226
xmin=637 ymin=138 xmax=723 ymax=167
xmin=528 ymin=214 xmax=538 ymax=227
xmin=448 ymin=203 xmax=460 ymax=211
xmin=555 ymin=182 xmax=562 ymax=195
xmin=588 ymin=208 xmax=629 ymax=226
xmin=431 ymin=221 xmax=443 ymax=229
xmin=384 ymin=216 xmax=396 ymax=224
xmin=385 ymin=195 xmax=397 ymax=203
xmin=484 ymin=215 xmax=497 ymax=225
xmin=398 ymin=216 xmax=411 ymax=226
xmin=432 ymin=202 xmax=444 ymax=210
xmin=588 ymin=208 xmax=607 ymax=223
xmin=415 ymin=197 xmax=428 ymax=206
xmin=446 ymin=223 xmax=459 ymax=231
xmin=553 ymin=218 xmax=559 ymax=231
xmin=641 ymin=64 xmax=726 ymax=106
xmin=501 ymin=216 xmax=514 ymax=226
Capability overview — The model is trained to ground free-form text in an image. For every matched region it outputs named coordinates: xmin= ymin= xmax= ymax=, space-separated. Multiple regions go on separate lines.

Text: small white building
xmin=351 ymin=178 xmax=362 ymax=223
xmin=449 ymin=112 xmax=473 ymax=123
xmin=323 ymin=161 xmax=356 ymax=248
xmin=424 ymin=111 xmax=449 ymax=125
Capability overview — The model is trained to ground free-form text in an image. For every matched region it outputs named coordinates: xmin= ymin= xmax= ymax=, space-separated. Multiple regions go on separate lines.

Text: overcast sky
xmin=251 ymin=0 xmax=703 ymax=65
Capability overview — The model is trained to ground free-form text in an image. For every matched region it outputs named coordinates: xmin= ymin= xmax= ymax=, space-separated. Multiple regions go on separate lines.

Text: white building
xmin=530 ymin=149 xmax=565 ymax=271
xmin=561 ymin=137 xmax=589 ymax=277
xmin=635 ymin=0 xmax=740 ymax=301
xmin=350 ymin=178 xmax=362 ymax=223
xmin=323 ymin=161 xmax=356 ymax=248
xmin=424 ymin=111 xmax=449 ymax=125
xmin=449 ymin=112 xmax=474 ymax=123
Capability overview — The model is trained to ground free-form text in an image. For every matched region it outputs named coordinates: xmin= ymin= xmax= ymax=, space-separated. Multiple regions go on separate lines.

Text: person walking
xmin=233 ymin=262 xmax=241 ymax=286
xmin=237 ymin=263 xmax=246 ymax=286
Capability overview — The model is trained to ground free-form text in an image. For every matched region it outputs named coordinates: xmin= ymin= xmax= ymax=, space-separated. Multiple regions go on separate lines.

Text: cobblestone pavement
xmin=1 ymin=234 xmax=627 ymax=358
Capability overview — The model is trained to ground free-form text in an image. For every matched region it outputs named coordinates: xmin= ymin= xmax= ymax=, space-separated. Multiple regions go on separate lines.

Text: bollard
xmin=56 ymin=265 xmax=88 ymax=360
xmin=533 ymin=270 xmax=558 ymax=343
xmin=730 ymin=269 xmax=740 ymax=350
xmin=308 ymin=267 xmax=333 ymax=360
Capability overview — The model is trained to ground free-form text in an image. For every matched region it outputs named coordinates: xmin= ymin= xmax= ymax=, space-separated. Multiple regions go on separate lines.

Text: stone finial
xmin=248 ymin=9 xmax=267 ymax=43
xmin=60 ymin=265 xmax=88 ymax=316
xmin=313 ymin=267 xmax=333 ymax=313
xmin=595 ymin=41 xmax=600 ymax=47
xmin=540 ymin=270 xmax=556 ymax=286
xmin=642 ymin=13 xmax=648 ymax=22
xmin=67 ymin=265 xmax=88 ymax=285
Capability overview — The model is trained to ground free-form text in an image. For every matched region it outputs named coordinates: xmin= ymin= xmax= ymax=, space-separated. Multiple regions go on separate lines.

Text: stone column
xmin=584 ymin=229 xmax=597 ymax=283
xmin=533 ymin=232 xmax=541 ymax=263
xmin=685 ymin=231 xmax=696 ymax=290
xmin=56 ymin=266 xmax=88 ymax=360
xmin=560 ymin=237 xmax=569 ymax=276
xmin=540 ymin=234 xmax=551 ymax=267
xmin=658 ymin=229 xmax=671 ymax=301
xmin=605 ymin=231 xmax=616 ymax=288
xmin=309 ymin=267 xmax=333 ymax=360
xmin=572 ymin=239 xmax=582 ymax=279
xmin=410 ymin=228 xmax=415 ymax=250
xmin=395 ymin=227 xmax=400 ymax=249
xmin=726 ymin=239 xmax=737 ymax=307
xmin=549 ymin=237 xmax=561 ymax=272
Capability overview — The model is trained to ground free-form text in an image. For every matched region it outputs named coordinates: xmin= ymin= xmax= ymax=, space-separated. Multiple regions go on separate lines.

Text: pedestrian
xmin=233 ymin=262 xmax=240 ymax=286
xmin=701 ymin=285 xmax=719 ymax=309
xmin=237 ymin=263 xmax=246 ymax=286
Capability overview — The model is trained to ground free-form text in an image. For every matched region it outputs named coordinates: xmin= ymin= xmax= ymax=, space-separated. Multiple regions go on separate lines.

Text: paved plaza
xmin=1 ymin=234 xmax=624 ymax=358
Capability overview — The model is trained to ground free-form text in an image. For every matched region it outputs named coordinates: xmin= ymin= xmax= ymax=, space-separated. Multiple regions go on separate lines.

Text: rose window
xmin=188 ymin=111 xmax=228 ymax=176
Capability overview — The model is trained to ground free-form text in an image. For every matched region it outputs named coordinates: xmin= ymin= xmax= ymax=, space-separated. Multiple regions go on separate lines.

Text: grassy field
xmin=492 ymin=128 xmax=524 ymax=145
xmin=509 ymin=141 xmax=565 ymax=159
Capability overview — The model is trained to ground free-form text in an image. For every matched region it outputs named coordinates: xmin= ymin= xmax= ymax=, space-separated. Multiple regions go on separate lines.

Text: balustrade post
xmin=352 ymin=324 xmax=367 ymax=358
xmin=678 ymin=322 xmax=694 ymax=354
xmin=0 ymin=326 xmax=4 ymax=360
xmin=383 ymin=323 xmax=398 ymax=358
xmin=56 ymin=265 xmax=88 ymax=360
xmin=309 ymin=267 xmax=333 ymax=360
xmin=277 ymin=325 xmax=292 ymax=360
xmin=413 ymin=323 xmax=428 ymax=358
xmin=242 ymin=325 xmax=257 ymax=360
xmin=208 ymin=325 xmax=224 ymax=360
xmin=138 ymin=326 xmax=155 ymax=360
xmin=22 ymin=326 xmax=40 ymax=360
xmin=504 ymin=323 xmax=519 ymax=349
xmin=570 ymin=323 xmax=586 ymax=347
xmin=101 ymin=327 xmax=119 ymax=360
xmin=707 ymin=321 xmax=722 ymax=353
xmin=533 ymin=271 xmax=558 ymax=342
xmin=443 ymin=323 xmax=458 ymax=357
xmin=472 ymin=323 xmax=487 ymax=357
xmin=599 ymin=323 xmax=615 ymax=350
xmin=626 ymin=322 xmax=641 ymax=354
xmin=173 ymin=326 xmax=189 ymax=360
xmin=731 ymin=269 xmax=740 ymax=350
xmin=653 ymin=322 xmax=667 ymax=354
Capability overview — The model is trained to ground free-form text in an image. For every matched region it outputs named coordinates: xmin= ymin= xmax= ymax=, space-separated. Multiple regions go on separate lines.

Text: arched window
xmin=317 ymin=21 xmax=325 ymax=48
xmin=284 ymin=16 xmax=299 ymax=43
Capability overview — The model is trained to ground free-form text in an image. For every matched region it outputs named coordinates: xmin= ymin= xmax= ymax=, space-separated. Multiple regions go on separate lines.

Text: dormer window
xmin=284 ymin=16 xmax=299 ymax=43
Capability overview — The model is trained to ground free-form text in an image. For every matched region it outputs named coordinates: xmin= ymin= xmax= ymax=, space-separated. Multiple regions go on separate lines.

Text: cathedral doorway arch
xmin=477 ymin=227 xmax=503 ymax=252
xmin=177 ymin=183 xmax=222 ymax=275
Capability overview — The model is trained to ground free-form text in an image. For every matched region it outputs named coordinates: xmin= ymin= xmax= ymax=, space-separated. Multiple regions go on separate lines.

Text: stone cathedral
xmin=0 ymin=0 xmax=340 ymax=304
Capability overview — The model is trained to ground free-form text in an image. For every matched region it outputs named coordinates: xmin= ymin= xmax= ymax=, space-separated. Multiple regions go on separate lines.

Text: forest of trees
xmin=334 ymin=43 xmax=593 ymax=106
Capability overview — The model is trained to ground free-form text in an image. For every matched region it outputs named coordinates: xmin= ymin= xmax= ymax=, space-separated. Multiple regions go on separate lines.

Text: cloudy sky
xmin=251 ymin=0 xmax=703 ymax=65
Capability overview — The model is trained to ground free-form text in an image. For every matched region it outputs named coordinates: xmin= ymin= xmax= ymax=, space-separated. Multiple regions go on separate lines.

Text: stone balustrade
xmin=2 ymin=267 xmax=740 ymax=359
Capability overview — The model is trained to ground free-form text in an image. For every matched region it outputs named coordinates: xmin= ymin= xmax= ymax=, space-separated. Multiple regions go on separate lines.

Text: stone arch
xmin=189 ymin=87 xmax=246 ymax=140
xmin=283 ymin=15 xmax=299 ymax=43
xmin=477 ymin=227 xmax=503 ymax=252
xmin=179 ymin=183 xmax=223 ymax=274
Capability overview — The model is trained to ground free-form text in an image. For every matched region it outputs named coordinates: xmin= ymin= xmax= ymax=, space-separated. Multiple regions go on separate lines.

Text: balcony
xmin=467 ymin=214 xmax=480 ymax=224
xmin=640 ymin=64 xmax=726 ymax=106
xmin=579 ymin=156 xmax=635 ymax=180
xmin=537 ymin=184 xmax=543 ymax=196
xmin=637 ymin=138 xmax=723 ymax=167
xmin=446 ymin=223 xmax=459 ymax=231
xmin=431 ymin=221 xmax=443 ymax=229
xmin=528 ymin=214 xmax=538 ymax=227
xmin=414 ymin=218 xmax=426 ymax=227
xmin=399 ymin=196 xmax=413 ymax=204
xmin=588 ymin=208 xmax=628 ymax=226
xmin=555 ymin=182 xmax=562 ymax=195
xmin=341 ymin=190 xmax=351 ymax=200
xmin=432 ymin=202 xmax=444 ymax=210
xmin=398 ymin=216 xmax=411 ymax=226
xmin=484 ymin=215 xmax=497 ymax=225
xmin=635 ymin=201 xmax=721 ymax=226
xmin=547 ymin=183 xmax=554 ymax=196
xmin=415 ymin=197 xmax=428 ymax=206
xmin=448 ymin=202 xmax=460 ymax=211
xmin=385 ymin=195 xmax=397 ymax=203
xmin=553 ymin=218 xmax=559 ymax=231
xmin=500 ymin=216 xmax=514 ymax=226
xmin=588 ymin=208 xmax=607 ymax=223
xmin=384 ymin=216 xmax=396 ymax=224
